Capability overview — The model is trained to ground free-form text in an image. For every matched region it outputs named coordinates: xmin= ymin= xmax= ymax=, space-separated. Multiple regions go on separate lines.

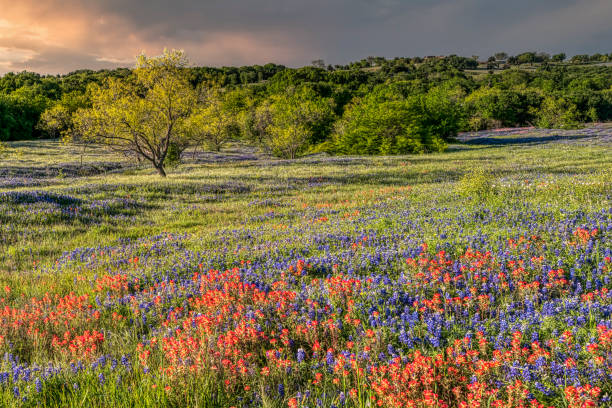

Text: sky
xmin=1 ymin=0 xmax=611 ymax=74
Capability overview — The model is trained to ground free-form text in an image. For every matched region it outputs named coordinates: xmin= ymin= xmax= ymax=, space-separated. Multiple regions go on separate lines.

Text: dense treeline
xmin=1 ymin=51 xmax=611 ymax=159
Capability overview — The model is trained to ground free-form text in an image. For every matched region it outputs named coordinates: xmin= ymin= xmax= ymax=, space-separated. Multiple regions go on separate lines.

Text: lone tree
xmin=74 ymin=49 xmax=197 ymax=176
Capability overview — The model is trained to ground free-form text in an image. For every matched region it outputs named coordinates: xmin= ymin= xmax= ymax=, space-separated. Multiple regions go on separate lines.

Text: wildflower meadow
xmin=0 ymin=127 xmax=611 ymax=407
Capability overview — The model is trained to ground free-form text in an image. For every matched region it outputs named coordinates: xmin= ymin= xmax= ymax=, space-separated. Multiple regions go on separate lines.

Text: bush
xmin=0 ymin=91 xmax=50 ymax=141
xmin=465 ymin=87 xmax=540 ymax=128
xmin=533 ymin=96 xmax=581 ymax=129
xmin=457 ymin=168 xmax=496 ymax=199
xmin=332 ymin=85 xmax=447 ymax=155
xmin=419 ymin=84 xmax=466 ymax=140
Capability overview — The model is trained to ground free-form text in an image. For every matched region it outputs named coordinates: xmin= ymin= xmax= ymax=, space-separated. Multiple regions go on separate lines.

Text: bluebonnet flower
xmin=297 ymin=348 xmax=306 ymax=363
xmin=277 ymin=383 xmax=284 ymax=398
xmin=326 ymin=351 xmax=335 ymax=367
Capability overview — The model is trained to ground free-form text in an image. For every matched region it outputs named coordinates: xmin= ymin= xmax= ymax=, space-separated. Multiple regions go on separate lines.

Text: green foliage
xmin=0 ymin=89 xmax=49 ymax=141
xmin=1 ymin=50 xmax=612 ymax=153
xmin=551 ymin=53 xmax=566 ymax=62
xmin=374 ymin=218 xmax=394 ymax=235
xmin=419 ymin=84 xmax=466 ymax=140
xmin=533 ymin=96 xmax=581 ymax=129
xmin=38 ymin=104 xmax=73 ymax=139
xmin=257 ymin=86 xmax=335 ymax=159
xmin=465 ymin=87 xmax=541 ymax=130
xmin=457 ymin=167 xmax=497 ymax=200
xmin=242 ymin=99 xmax=273 ymax=147
xmin=187 ymin=88 xmax=241 ymax=152
xmin=75 ymin=49 xmax=197 ymax=176
xmin=332 ymin=84 xmax=447 ymax=155
xmin=164 ymin=141 xmax=184 ymax=168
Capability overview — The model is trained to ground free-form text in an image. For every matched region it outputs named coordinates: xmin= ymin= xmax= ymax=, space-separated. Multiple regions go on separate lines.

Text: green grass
xmin=2 ymin=133 xmax=610 ymax=277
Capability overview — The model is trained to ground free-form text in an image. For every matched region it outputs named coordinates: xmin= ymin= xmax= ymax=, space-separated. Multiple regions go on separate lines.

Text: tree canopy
xmin=74 ymin=50 xmax=197 ymax=176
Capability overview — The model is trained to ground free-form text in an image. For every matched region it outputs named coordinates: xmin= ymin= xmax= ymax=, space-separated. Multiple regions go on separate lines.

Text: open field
xmin=0 ymin=126 xmax=611 ymax=407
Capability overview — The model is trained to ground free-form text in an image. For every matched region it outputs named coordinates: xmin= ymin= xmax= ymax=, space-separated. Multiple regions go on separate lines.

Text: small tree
xmin=187 ymin=89 xmax=240 ymax=152
xmin=257 ymin=87 xmax=334 ymax=159
xmin=38 ymin=105 xmax=73 ymax=138
xmin=242 ymin=100 xmax=274 ymax=147
xmin=311 ymin=59 xmax=326 ymax=69
xmin=494 ymin=52 xmax=508 ymax=61
xmin=74 ymin=49 xmax=197 ymax=177
xmin=552 ymin=53 xmax=566 ymax=62
xmin=533 ymin=96 xmax=581 ymax=129
xmin=465 ymin=87 xmax=539 ymax=129
xmin=38 ymin=91 xmax=89 ymax=139
xmin=420 ymin=85 xmax=466 ymax=140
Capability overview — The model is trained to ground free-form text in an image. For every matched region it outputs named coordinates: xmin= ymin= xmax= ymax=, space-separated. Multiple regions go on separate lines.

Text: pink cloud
xmin=0 ymin=1 xmax=312 ymax=73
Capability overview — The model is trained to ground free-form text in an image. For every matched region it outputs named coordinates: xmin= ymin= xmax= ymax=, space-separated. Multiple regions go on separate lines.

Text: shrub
xmin=332 ymin=85 xmax=447 ymax=155
xmin=533 ymin=96 xmax=582 ymax=129
xmin=464 ymin=87 xmax=540 ymax=128
xmin=419 ymin=84 xmax=467 ymax=140
xmin=457 ymin=167 xmax=496 ymax=199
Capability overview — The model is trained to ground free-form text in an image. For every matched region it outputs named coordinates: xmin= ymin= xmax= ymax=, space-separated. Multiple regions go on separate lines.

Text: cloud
xmin=0 ymin=0 xmax=610 ymax=74
xmin=0 ymin=47 xmax=36 ymax=72
xmin=491 ymin=0 xmax=612 ymax=52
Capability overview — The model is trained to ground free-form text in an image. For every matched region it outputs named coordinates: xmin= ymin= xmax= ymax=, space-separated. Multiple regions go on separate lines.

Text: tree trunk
xmin=156 ymin=165 xmax=167 ymax=177
xmin=80 ymin=142 xmax=85 ymax=168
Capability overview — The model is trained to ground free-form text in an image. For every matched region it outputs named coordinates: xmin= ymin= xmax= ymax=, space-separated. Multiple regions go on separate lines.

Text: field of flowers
xmin=0 ymin=127 xmax=611 ymax=407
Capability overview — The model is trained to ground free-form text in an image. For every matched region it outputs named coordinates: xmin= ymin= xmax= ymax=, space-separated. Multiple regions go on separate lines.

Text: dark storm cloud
xmin=0 ymin=0 xmax=610 ymax=74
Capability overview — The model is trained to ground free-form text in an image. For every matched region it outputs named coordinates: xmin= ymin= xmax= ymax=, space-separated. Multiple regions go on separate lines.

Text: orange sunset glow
xmin=0 ymin=0 xmax=310 ymax=73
